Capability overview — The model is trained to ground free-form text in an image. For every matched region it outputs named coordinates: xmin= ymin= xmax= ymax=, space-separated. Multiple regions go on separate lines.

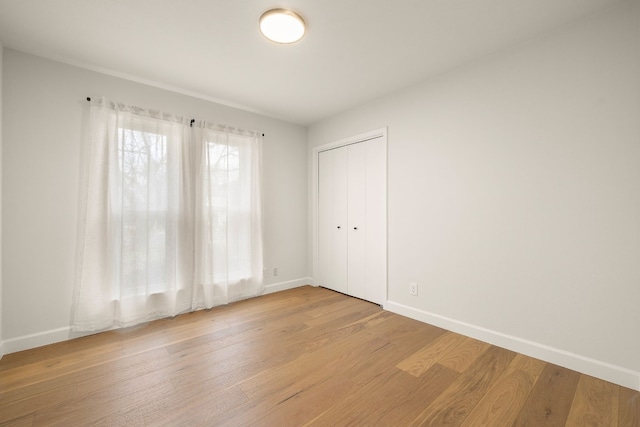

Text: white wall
xmin=0 ymin=43 xmax=4 ymax=358
xmin=309 ymin=0 xmax=640 ymax=389
xmin=2 ymin=49 xmax=308 ymax=351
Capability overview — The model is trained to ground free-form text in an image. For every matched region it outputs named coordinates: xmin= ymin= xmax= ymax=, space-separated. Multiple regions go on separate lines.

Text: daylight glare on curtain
xmin=72 ymin=98 xmax=263 ymax=331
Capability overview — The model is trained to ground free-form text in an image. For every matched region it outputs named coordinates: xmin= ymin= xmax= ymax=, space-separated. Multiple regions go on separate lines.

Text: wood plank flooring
xmin=0 ymin=286 xmax=637 ymax=426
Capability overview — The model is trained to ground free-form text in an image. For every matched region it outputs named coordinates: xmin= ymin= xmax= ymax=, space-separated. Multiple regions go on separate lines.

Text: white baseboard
xmin=1 ymin=278 xmax=314 ymax=356
xmin=2 ymin=326 xmax=74 ymax=355
xmin=386 ymin=300 xmax=640 ymax=392
xmin=264 ymin=277 xmax=313 ymax=294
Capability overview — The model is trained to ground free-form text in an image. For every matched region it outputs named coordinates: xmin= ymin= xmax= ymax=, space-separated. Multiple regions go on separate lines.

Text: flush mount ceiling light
xmin=259 ymin=8 xmax=306 ymax=44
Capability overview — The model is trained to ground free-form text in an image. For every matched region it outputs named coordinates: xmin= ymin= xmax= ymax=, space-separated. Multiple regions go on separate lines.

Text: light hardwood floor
xmin=0 ymin=286 xmax=638 ymax=426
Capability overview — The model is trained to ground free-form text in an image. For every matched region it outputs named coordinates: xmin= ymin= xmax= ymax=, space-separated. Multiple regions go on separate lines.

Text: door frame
xmin=311 ymin=127 xmax=388 ymax=306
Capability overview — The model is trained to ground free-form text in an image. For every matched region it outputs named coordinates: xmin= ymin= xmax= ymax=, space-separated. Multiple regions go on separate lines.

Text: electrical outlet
xmin=409 ymin=282 xmax=418 ymax=296
xmin=273 ymin=267 xmax=278 ymax=277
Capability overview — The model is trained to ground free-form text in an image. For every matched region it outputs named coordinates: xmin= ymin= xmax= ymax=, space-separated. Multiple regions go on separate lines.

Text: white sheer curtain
xmin=72 ymin=98 xmax=263 ymax=332
xmin=193 ymin=123 xmax=264 ymax=308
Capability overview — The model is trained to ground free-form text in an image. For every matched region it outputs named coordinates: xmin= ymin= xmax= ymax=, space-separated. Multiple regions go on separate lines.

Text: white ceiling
xmin=0 ymin=0 xmax=623 ymax=125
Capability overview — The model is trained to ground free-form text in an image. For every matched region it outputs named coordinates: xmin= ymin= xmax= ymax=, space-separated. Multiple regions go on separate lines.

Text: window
xmin=117 ymin=127 xmax=171 ymax=297
xmin=199 ymin=131 xmax=260 ymax=287
xmin=73 ymin=98 xmax=263 ymax=331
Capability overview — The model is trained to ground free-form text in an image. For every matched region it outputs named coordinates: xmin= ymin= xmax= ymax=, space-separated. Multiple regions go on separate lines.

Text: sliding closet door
xmin=317 ymin=150 xmax=333 ymax=290
xmin=347 ymin=143 xmax=367 ymax=300
xmin=332 ymin=147 xmax=349 ymax=293
xmin=318 ymin=148 xmax=348 ymax=294
xmin=364 ymin=137 xmax=386 ymax=305
xmin=317 ymin=132 xmax=386 ymax=305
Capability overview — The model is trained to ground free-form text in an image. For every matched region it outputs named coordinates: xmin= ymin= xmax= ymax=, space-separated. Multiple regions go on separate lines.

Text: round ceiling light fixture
xmin=259 ymin=8 xmax=306 ymax=44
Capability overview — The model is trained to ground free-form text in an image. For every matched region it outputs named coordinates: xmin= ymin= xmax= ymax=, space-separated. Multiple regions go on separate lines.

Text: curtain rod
xmin=86 ymin=97 xmax=264 ymax=136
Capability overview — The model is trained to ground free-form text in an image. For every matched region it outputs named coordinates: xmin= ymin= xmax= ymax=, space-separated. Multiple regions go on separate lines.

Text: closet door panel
xmin=317 ymin=150 xmax=334 ymax=290
xmin=317 ymin=133 xmax=387 ymax=304
xmin=332 ymin=147 xmax=349 ymax=294
xmin=347 ymin=143 xmax=367 ymax=300
xmin=365 ymin=138 xmax=387 ymax=305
